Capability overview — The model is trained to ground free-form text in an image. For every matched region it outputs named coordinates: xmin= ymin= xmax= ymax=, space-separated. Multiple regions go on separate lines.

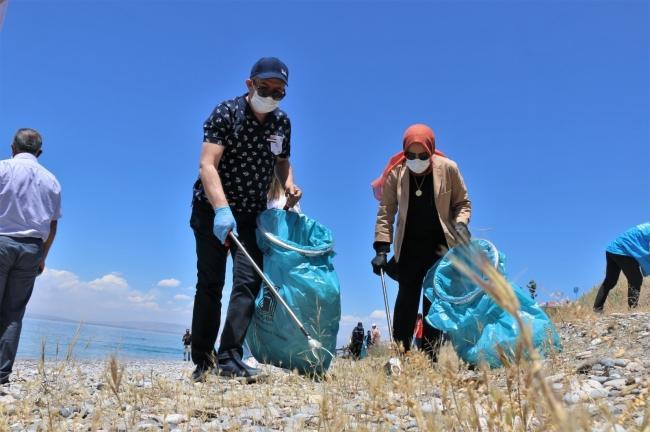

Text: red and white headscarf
xmin=371 ymin=124 xmax=445 ymax=200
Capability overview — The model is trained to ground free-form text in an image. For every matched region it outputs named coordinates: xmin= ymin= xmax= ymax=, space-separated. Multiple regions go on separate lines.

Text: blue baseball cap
xmin=250 ymin=57 xmax=289 ymax=85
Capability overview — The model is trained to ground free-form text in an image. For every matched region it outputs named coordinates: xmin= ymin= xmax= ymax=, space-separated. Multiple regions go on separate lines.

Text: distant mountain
xmin=26 ymin=313 xmax=187 ymax=335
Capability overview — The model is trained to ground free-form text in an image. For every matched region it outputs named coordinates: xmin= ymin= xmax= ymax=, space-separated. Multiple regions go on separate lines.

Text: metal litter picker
xmin=380 ymin=268 xmax=402 ymax=375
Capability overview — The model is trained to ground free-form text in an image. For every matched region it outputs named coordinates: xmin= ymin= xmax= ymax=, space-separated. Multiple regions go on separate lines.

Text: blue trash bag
xmin=245 ymin=209 xmax=341 ymax=374
xmin=423 ymin=239 xmax=561 ymax=368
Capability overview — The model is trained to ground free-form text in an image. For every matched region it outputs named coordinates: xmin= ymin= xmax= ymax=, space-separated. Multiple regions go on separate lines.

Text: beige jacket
xmin=374 ymin=156 xmax=471 ymax=262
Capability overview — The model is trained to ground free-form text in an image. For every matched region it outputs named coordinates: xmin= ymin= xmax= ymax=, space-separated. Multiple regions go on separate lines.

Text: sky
xmin=1 ymin=0 xmax=648 ymax=346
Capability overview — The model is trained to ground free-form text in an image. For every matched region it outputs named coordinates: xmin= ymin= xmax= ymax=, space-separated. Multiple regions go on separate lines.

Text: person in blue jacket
xmin=593 ymin=223 xmax=650 ymax=312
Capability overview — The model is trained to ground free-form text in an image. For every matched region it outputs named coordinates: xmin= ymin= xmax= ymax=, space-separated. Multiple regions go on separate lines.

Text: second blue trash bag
xmin=245 ymin=209 xmax=341 ymax=374
xmin=423 ymin=239 xmax=561 ymax=368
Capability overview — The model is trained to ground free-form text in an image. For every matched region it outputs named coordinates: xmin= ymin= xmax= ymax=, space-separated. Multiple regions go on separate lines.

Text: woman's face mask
xmin=406 ymin=159 xmax=431 ymax=174
xmin=405 ymin=158 xmax=430 ymax=174
xmin=404 ymin=146 xmax=431 ymax=174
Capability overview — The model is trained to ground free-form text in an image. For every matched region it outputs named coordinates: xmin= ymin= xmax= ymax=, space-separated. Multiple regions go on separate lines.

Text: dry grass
xmin=1 ymin=267 xmax=650 ymax=430
xmin=546 ymin=276 xmax=650 ymax=324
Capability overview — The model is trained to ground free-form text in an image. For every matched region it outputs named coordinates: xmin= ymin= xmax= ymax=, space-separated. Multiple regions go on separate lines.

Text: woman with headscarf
xmin=371 ymin=124 xmax=471 ymax=360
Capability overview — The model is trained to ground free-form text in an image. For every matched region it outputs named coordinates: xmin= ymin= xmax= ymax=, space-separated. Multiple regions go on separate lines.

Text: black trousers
xmin=189 ymin=201 xmax=263 ymax=367
xmin=593 ymin=251 xmax=643 ymax=311
xmin=394 ymin=242 xmax=445 ymax=359
xmin=350 ymin=341 xmax=362 ymax=359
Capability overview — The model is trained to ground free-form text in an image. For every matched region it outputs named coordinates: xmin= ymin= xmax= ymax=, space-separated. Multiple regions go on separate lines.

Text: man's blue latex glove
xmin=213 ymin=205 xmax=237 ymax=244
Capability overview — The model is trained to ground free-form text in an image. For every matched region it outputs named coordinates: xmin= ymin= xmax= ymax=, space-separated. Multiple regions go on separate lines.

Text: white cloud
xmin=89 ymin=273 xmax=128 ymax=292
xmin=340 ymin=314 xmax=364 ymax=325
xmin=369 ymin=310 xmax=386 ymax=320
xmin=30 ymin=268 xmax=187 ymax=324
xmin=127 ymin=293 xmax=156 ymax=304
xmin=157 ymin=278 xmax=181 ymax=288
xmin=173 ymin=294 xmax=192 ymax=302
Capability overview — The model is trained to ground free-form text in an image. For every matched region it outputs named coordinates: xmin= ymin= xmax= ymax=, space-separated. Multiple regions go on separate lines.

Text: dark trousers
xmin=350 ymin=341 xmax=362 ymax=359
xmin=0 ymin=236 xmax=43 ymax=382
xmin=593 ymin=251 xmax=643 ymax=311
xmin=394 ymin=243 xmax=444 ymax=359
xmin=190 ymin=201 xmax=263 ymax=367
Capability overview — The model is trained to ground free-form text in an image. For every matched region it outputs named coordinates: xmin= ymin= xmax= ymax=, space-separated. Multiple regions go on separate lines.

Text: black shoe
xmin=217 ymin=357 xmax=263 ymax=383
xmin=191 ymin=364 xmax=212 ymax=382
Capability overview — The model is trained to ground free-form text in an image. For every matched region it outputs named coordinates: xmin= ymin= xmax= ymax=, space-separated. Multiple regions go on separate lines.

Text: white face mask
xmin=250 ymin=91 xmax=279 ymax=114
xmin=406 ymin=158 xmax=430 ymax=174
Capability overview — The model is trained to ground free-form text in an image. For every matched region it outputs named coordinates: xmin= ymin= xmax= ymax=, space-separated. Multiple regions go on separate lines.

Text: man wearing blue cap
xmin=190 ymin=57 xmax=302 ymax=382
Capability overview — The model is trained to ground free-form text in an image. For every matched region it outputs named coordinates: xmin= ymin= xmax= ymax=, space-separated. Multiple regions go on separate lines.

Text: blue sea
xmin=17 ymin=317 xmax=186 ymax=361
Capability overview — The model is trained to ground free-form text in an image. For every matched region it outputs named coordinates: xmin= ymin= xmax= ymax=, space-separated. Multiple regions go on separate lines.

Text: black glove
xmin=371 ymin=252 xmax=388 ymax=275
xmin=454 ymin=222 xmax=471 ymax=244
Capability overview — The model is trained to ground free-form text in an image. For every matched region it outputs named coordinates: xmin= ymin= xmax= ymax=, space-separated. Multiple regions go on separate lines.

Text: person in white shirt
xmin=0 ymin=128 xmax=61 ymax=385
xmin=371 ymin=323 xmax=381 ymax=345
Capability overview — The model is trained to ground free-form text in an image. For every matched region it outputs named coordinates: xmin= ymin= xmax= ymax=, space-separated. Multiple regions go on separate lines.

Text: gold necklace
xmin=414 ymin=174 xmax=426 ymax=197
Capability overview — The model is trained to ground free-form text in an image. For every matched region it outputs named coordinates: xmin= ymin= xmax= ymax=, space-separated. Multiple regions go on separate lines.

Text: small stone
xmin=626 ymin=362 xmax=643 ymax=372
xmin=81 ymin=403 xmax=94 ymax=418
xmin=59 ymin=407 xmax=73 ymax=418
xmin=588 ymin=403 xmax=599 ymax=415
xmin=385 ymin=414 xmax=399 ymax=423
xmin=589 ymin=375 xmax=608 ymax=383
xmin=605 ymin=379 xmax=626 ymax=388
xmin=563 ymin=392 xmax=584 ymax=404
xmin=546 ymin=373 xmax=565 ymax=383
xmin=576 ymin=351 xmax=593 ymax=360
xmin=135 ymin=421 xmax=160 ymax=432
xmin=552 ymin=383 xmax=564 ymax=391
xmin=614 ymin=359 xmax=629 ymax=367
xmin=587 ymin=388 xmax=608 ymax=399
xmin=599 ymin=357 xmax=616 ymax=367
xmin=420 ymin=398 xmax=443 ymax=413
xmin=591 ymin=338 xmax=602 ymax=346
xmin=587 ymin=379 xmax=604 ymax=388
xmin=164 ymin=414 xmax=188 ymax=425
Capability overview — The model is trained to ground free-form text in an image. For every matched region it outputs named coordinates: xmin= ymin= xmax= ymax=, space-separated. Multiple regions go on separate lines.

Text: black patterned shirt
xmin=192 ymin=94 xmax=291 ymax=214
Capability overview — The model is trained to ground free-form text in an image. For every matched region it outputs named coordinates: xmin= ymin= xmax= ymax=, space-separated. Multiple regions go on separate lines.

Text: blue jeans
xmin=0 ymin=236 xmax=43 ymax=382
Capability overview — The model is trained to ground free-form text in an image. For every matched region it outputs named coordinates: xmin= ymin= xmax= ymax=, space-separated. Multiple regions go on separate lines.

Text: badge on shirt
xmin=268 ymin=134 xmax=284 ymax=155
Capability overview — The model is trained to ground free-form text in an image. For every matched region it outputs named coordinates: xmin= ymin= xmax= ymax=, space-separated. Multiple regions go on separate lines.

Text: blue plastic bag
xmin=424 ymin=239 xmax=561 ymax=368
xmin=245 ymin=209 xmax=341 ymax=374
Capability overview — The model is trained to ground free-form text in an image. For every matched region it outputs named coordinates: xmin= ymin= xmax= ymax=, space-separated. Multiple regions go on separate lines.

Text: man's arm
xmin=39 ymin=220 xmax=58 ymax=275
xmin=199 ymin=143 xmax=228 ymax=208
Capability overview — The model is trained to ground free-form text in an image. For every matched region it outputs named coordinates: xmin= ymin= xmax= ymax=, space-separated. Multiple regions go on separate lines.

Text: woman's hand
xmin=284 ymin=184 xmax=303 ymax=209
